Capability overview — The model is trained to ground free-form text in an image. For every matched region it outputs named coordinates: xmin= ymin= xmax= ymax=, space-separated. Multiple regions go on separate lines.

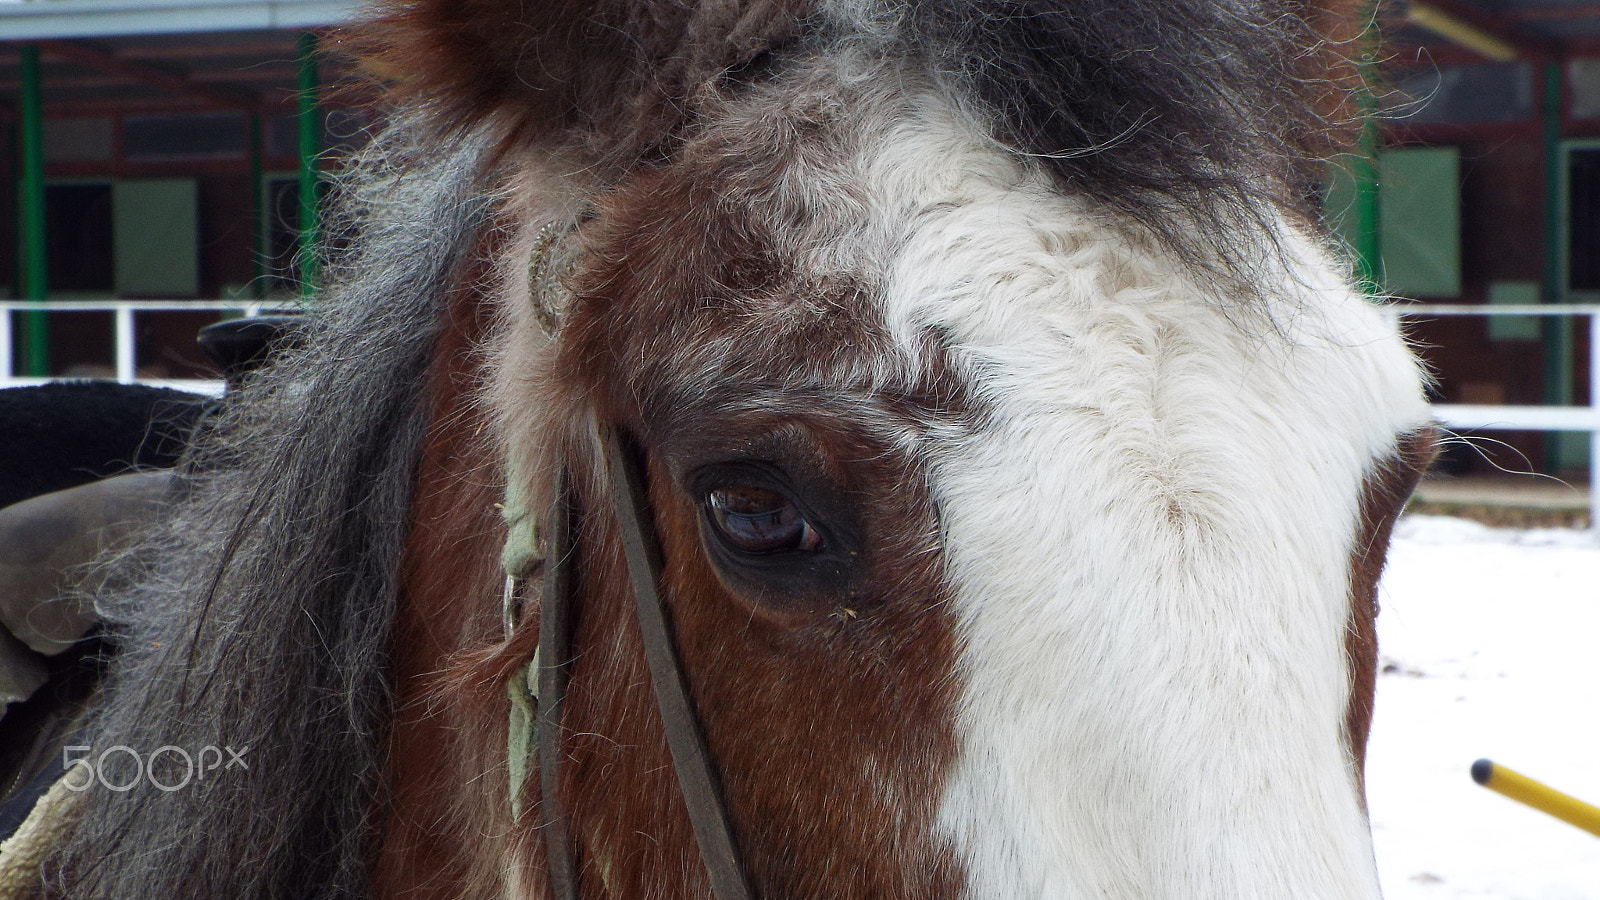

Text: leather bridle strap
xmin=514 ymin=224 xmax=749 ymax=897
xmin=536 ymin=464 xmax=579 ymax=900
xmin=603 ymin=436 xmax=756 ymax=900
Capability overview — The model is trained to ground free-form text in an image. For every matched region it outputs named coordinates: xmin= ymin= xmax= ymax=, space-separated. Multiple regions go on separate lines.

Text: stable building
xmin=1336 ymin=1 xmax=1598 ymax=480
xmin=0 ymin=0 xmax=364 ymax=381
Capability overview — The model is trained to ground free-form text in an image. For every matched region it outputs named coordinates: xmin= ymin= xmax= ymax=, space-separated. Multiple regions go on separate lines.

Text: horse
xmin=21 ymin=1 xmax=1436 ymax=897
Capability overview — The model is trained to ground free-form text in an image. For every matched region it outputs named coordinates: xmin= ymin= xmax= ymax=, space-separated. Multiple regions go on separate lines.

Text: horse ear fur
xmin=354 ymin=0 xmax=812 ymax=164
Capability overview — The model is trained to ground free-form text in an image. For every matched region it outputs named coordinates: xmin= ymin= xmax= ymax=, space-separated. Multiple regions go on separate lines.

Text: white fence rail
xmin=1394 ymin=303 xmax=1598 ymax=530
xmin=2 ymin=300 xmax=1595 ymax=526
xmin=0 ymin=299 xmax=296 ymax=395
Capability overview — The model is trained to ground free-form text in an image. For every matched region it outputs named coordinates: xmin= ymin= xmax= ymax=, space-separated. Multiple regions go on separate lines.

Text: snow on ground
xmin=1368 ymin=515 xmax=1600 ymax=900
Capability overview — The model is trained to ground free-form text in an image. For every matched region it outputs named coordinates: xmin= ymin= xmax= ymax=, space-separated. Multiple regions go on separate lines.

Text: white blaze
xmin=862 ymin=97 xmax=1430 ymax=898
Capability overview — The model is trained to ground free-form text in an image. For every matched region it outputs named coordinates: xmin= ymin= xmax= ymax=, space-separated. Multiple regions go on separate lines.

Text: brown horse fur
xmin=1342 ymin=427 xmax=1440 ymax=801
xmin=40 ymin=2 xmax=1426 ymax=899
xmin=369 ymin=232 xmax=509 ymax=899
xmin=383 ymin=128 xmax=976 ymax=894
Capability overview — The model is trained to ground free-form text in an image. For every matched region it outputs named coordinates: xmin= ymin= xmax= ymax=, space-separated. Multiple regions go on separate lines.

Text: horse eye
xmin=704 ymin=486 xmax=822 ymax=554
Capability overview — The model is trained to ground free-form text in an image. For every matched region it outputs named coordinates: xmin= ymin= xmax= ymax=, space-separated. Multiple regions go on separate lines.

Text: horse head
xmin=48 ymin=2 xmax=1434 ymax=898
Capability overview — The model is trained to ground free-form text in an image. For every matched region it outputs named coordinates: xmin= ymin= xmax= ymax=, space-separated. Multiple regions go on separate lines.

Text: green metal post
xmin=249 ymin=112 xmax=266 ymax=300
xmin=296 ymin=32 xmax=321 ymax=294
xmin=1352 ymin=119 xmax=1383 ymax=291
xmin=1351 ymin=6 xmax=1384 ymax=292
xmin=18 ymin=45 xmax=49 ymax=376
xmin=1541 ymin=61 xmax=1573 ymax=467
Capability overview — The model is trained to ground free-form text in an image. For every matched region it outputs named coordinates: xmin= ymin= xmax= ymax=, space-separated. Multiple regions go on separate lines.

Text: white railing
xmin=3 ymin=299 xmax=1594 ymax=526
xmin=1394 ymin=303 xmax=1599 ymax=531
xmin=0 ymin=299 xmax=298 ymax=395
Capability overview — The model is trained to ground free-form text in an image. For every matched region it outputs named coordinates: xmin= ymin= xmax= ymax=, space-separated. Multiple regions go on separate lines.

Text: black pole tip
xmin=1471 ymin=758 xmax=1494 ymax=785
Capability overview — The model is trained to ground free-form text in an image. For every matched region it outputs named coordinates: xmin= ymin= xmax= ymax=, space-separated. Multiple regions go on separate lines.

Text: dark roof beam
xmin=1507 ymin=7 xmax=1600 ymax=24
xmin=0 ymin=74 xmax=131 ymax=92
xmin=188 ymin=67 xmax=299 ymax=84
xmin=117 ymin=41 xmax=298 ymax=62
xmin=37 ymin=39 xmax=265 ymax=113
xmin=0 ymin=95 xmax=304 ymax=122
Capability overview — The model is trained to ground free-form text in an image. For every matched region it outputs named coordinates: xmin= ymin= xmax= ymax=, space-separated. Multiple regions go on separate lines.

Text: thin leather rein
xmin=522 ymin=435 xmax=756 ymax=900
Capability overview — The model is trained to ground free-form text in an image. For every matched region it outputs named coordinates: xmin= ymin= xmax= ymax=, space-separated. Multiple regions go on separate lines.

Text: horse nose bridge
xmin=933 ymin=665 xmax=1388 ymax=898
xmin=924 ymin=420 xmax=1383 ymax=898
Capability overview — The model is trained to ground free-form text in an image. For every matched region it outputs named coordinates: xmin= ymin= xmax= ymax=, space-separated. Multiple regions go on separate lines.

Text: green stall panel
xmin=1326 ymin=147 xmax=1462 ymax=298
xmin=1486 ymin=281 xmax=1542 ymax=342
xmin=112 ymin=178 xmax=198 ymax=297
xmin=1381 ymin=148 xmax=1462 ymax=297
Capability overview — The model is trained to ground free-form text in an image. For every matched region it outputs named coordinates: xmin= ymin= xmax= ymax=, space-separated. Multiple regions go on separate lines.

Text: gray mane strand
xmin=49 ymin=119 xmax=492 ymax=899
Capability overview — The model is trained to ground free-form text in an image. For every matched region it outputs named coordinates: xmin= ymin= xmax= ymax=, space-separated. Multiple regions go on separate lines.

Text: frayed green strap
xmin=501 ymin=471 xmax=541 ymax=584
xmin=503 ymin=222 xmax=573 ymax=836
xmin=501 ymin=461 xmax=540 ymax=821
xmin=506 ymin=648 xmax=538 ymax=821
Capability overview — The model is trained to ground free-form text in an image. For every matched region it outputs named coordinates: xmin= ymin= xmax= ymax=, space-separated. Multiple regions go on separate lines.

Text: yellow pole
xmin=1472 ymin=759 xmax=1600 ymax=838
xmin=1405 ymin=3 xmax=1518 ymax=63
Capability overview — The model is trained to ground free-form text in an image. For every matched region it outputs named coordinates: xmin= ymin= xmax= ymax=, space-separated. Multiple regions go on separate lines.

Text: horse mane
xmin=355 ymin=0 xmax=1365 ymax=280
xmin=48 ymin=120 xmax=492 ymax=898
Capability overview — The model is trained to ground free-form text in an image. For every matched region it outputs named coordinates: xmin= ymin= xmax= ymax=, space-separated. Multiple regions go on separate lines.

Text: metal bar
xmin=296 ymin=31 xmax=320 ymax=295
xmin=1432 ymin=404 xmax=1600 ymax=432
xmin=18 ymin=44 xmax=49 ymax=377
xmin=249 ymin=112 xmax=266 ymax=299
xmin=0 ymin=300 xmax=295 ymax=391
xmin=1403 ymin=305 xmax=1598 ymax=530
xmin=0 ymin=310 xmax=12 ymax=379
xmin=0 ymin=299 xmax=295 ymax=312
xmin=0 ymin=0 xmax=364 ymax=41
xmin=1542 ymin=62 xmax=1573 ymax=470
xmin=1591 ymin=316 xmax=1599 ymax=529
xmin=1396 ymin=304 xmax=1600 ymax=316
xmin=1352 ymin=4 xmax=1383 ymax=291
xmin=114 ymin=305 xmax=136 ymax=383
xmin=0 ymin=376 xmax=226 ymax=395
